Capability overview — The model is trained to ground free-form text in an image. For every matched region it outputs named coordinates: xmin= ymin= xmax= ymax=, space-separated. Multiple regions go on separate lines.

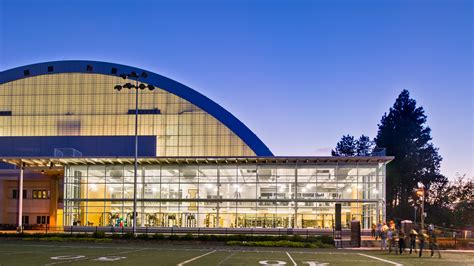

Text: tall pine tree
xmin=375 ymin=90 xmax=446 ymax=220
xmin=332 ymin=134 xmax=374 ymax=156
xmin=331 ymin=135 xmax=357 ymax=156
xmin=356 ymin=135 xmax=374 ymax=156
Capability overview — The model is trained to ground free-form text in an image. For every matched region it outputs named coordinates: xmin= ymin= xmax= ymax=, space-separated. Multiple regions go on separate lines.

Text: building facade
xmin=0 ymin=61 xmax=391 ymax=230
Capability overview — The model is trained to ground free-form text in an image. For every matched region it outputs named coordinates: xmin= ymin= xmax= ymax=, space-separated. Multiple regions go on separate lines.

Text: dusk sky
xmin=0 ymin=0 xmax=472 ymax=178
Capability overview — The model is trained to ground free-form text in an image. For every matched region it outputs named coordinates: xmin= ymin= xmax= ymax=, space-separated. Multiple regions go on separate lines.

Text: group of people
xmin=372 ymin=221 xmax=441 ymax=258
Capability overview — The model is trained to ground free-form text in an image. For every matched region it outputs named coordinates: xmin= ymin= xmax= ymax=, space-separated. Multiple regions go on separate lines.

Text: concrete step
xmin=362 ymin=240 xmax=381 ymax=247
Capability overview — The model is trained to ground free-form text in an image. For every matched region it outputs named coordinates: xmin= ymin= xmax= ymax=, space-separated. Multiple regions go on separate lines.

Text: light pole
xmin=414 ymin=206 xmax=417 ymax=224
xmin=416 ymin=182 xmax=425 ymax=231
xmin=114 ymin=72 xmax=155 ymax=236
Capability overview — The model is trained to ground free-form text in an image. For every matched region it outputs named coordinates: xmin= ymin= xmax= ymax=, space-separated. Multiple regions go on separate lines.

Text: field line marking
xmin=286 ymin=252 xmax=297 ymax=266
xmin=216 ymin=251 xmax=238 ymax=266
xmin=177 ymin=250 xmax=217 ymax=266
xmin=357 ymin=253 xmax=402 ymax=266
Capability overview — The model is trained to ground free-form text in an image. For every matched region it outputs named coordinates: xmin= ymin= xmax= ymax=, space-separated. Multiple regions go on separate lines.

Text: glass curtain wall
xmin=64 ymin=162 xmax=385 ymax=229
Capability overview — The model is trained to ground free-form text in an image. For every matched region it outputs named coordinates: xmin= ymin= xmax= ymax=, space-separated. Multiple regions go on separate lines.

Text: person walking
xmin=388 ymin=227 xmax=399 ymax=255
xmin=409 ymin=228 xmax=418 ymax=254
xmin=387 ymin=228 xmax=399 ymax=254
xmin=429 ymin=229 xmax=441 ymax=258
xmin=380 ymin=222 xmax=388 ymax=250
xmin=398 ymin=230 xmax=406 ymax=254
xmin=418 ymin=230 xmax=428 ymax=257
xmin=376 ymin=221 xmax=382 ymax=240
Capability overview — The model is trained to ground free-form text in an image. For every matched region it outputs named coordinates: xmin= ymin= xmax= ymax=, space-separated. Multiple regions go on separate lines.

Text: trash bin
xmin=350 ymin=220 xmax=361 ymax=247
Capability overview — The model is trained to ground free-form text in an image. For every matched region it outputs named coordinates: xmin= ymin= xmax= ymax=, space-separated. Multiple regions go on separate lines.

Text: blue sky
xmin=0 ymin=0 xmax=472 ymax=178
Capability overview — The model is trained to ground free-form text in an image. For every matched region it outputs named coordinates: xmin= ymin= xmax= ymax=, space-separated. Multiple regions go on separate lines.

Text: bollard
xmin=454 ymin=232 xmax=457 ymax=249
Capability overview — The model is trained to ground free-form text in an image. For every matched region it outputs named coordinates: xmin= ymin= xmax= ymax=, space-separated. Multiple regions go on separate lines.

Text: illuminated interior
xmin=64 ymin=162 xmax=386 ymax=229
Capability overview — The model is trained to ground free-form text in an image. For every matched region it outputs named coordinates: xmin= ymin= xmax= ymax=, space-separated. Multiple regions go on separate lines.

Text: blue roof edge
xmin=0 ymin=60 xmax=274 ymax=156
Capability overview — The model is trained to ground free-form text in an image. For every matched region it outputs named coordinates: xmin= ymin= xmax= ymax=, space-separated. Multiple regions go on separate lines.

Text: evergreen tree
xmin=331 ymin=135 xmax=356 ymax=156
xmin=356 ymin=135 xmax=374 ymax=156
xmin=375 ymin=90 xmax=446 ymax=220
xmin=332 ymin=134 xmax=374 ymax=156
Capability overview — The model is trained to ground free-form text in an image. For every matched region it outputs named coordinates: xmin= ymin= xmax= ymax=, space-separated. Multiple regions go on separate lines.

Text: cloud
xmin=313 ymin=147 xmax=332 ymax=155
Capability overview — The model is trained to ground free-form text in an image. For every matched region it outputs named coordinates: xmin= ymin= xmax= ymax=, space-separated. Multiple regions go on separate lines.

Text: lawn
xmin=0 ymin=240 xmax=472 ymax=265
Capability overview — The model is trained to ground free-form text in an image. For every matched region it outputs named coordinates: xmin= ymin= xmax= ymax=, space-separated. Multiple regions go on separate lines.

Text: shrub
xmin=316 ymin=235 xmax=334 ymax=245
xmin=123 ymin=232 xmax=134 ymax=239
xmin=75 ymin=233 xmax=90 ymax=238
xmin=93 ymin=231 xmax=106 ymax=238
xmin=290 ymin=235 xmax=304 ymax=242
xmin=111 ymin=233 xmax=121 ymax=239
xmin=197 ymin=234 xmax=211 ymax=241
xmin=182 ymin=233 xmax=194 ymax=240
xmin=137 ymin=233 xmax=149 ymax=240
xmin=152 ymin=233 xmax=165 ymax=240
xmin=168 ymin=234 xmax=180 ymax=240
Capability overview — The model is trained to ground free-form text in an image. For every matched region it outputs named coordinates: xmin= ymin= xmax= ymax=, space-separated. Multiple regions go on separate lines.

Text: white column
xmin=293 ymin=164 xmax=298 ymax=228
xmin=17 ymin=162 xmax=24 ymax=228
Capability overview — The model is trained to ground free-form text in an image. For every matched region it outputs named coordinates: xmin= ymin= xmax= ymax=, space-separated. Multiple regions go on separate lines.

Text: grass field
xmin=0 ymin=240 xmax=472 ymax=265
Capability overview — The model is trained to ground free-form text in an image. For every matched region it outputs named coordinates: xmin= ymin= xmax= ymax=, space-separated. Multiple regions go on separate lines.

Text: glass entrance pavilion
xmin=63 ymin=157 xmax=388 ymax=229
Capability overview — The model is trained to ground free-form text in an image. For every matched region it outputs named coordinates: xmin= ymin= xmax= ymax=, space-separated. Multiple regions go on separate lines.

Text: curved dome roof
xmin=0 ymin=60 xmax=273 ymax=156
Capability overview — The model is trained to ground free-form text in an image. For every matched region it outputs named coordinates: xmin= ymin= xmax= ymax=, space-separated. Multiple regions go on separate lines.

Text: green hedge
xmin=0 ymin=231 xmax=334 ymax=245
xmin=226 ymin=240 xmax=332 ymax=248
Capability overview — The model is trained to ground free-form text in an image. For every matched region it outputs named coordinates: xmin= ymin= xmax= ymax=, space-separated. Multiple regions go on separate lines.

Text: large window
xmin=64 ymin=161 xmax=386 ymax=229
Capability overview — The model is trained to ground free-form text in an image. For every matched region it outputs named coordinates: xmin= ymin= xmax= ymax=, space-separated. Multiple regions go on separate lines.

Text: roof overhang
xmin=1 ymin=156 xmax=394 ymax=168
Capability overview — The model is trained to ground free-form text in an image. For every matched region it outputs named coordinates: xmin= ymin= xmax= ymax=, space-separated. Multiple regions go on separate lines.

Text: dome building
xmin=0 ymin=61 xmax=391 ymax=232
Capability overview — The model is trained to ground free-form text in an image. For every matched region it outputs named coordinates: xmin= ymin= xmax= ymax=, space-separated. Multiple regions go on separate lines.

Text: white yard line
xmin=216 ymin=251 xmax=238 ymax=266
xmin=286 ymin=252 xmax=297 ymax=266
xmin=177 ymin=250 xmax=217 ymax=266
xmin=358 ymin=253 xmax=402 ymax=266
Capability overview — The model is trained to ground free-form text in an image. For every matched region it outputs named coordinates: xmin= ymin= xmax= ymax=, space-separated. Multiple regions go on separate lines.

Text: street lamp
xmin=416 ymin=182 xmax=425 ymax=231
xmin=114 ymin=71 xmax=155 ymax=236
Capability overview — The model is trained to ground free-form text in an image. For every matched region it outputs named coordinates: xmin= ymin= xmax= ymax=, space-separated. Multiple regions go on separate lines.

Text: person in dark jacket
xmin=418 ymin=230 xmax=428 ymax=257
xmin=398 ymin=230 xmax=406 ymax=254
xmin=409 ymin=228 xmax=418 ymax=254
xmin=429 ymin=229 xmax=441 ymax=258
